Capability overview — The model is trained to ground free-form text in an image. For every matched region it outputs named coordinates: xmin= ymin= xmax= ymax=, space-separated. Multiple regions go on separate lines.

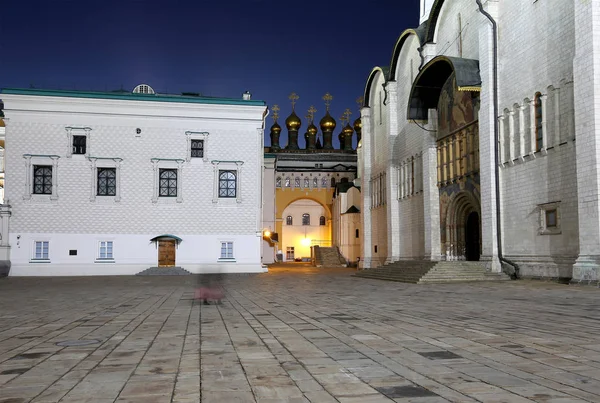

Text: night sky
xmin=0 ymin=0 xmax=420 ymax=148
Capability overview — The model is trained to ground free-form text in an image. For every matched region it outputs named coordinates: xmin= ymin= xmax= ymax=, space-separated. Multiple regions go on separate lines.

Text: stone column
xmin=386 ymin=83 xmax=400 ymax=263
xmin=0 ymin=204 xmax=11 ymax=277
xmin=359 ymin=107 xmax=373 ymax=269
xmin=423 ymin=109 xmax=441 ymax=260
xmin=572 ymin=0 xmax=600 ymax=284
xmin=519 ymin=104 xmax=526 ymax=160
xmin=478 ymin=0 xmax=501 ymax=272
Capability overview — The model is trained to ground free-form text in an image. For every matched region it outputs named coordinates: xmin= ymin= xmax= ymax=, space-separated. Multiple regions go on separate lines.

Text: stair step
xmin=136 ymin=267 xmax=192 ymax=276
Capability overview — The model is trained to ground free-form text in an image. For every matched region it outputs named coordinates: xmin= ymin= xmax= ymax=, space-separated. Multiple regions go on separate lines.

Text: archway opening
xmin=465 ymin=212 xmax=480 ymax=261
xmin=281 ymin=199 xmax=331 ymax=262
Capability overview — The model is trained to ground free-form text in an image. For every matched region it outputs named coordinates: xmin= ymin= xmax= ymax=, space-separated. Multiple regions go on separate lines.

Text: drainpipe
xmin=475 ymin=0 xmax=520 ymax=279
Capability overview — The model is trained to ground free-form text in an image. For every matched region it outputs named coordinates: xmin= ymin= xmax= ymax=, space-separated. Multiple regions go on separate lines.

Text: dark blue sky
xmin=0 ymin=0 xmax=419 ymax=148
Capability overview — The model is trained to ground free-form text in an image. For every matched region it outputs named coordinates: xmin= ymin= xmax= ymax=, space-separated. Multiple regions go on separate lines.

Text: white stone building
xmin=360 ymin=0 xmax=600 ymax=283
xmin=1 ymin=85 xmax=268 ymax=276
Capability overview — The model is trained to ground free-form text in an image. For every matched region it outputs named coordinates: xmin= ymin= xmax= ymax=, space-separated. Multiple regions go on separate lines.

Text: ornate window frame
xmin=185 ymin=131 xmax=209 ymax=163
xmin=212 ymin=160 xmax=243 ymax=204
xmin=65 ymin=127 xmax=91 ymax=158
xmin=151 ymin=158 xmax=184 ymax=203
xmin=89 ymin=157 xmax=122 ymax=202
xmin=23 ymin=154 xmax=60 ymax=202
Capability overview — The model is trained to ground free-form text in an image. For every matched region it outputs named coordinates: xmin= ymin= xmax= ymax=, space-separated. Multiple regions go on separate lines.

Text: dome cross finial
xmin=356 ymin=96 xmax=364 ymax=110
xmin=323 ymin=93 xmax=333 ymax=111
xmin=307 ymin=105 xmax=317 ymax=123
xmin=343 ymin=108 xmax=352 ymax=124
xmin=288 ymin=92 xmax=299 ymax=110
xmin=272 ymin=104 xmax=280 ymax=122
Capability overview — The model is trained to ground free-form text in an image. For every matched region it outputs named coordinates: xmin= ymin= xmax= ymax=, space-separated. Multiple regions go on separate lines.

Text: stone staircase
xmin=353 ymin=260 xmax=510 ymax=284
xmin=136 ymin=267 xmax=192 ymax=276
xmin=315 ymin=246 xmax=347 ymax=267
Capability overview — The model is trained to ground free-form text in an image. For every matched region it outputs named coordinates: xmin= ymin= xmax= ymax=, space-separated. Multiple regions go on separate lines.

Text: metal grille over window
xmin=73 ymin=135 xmax=86 ymax=155
xmin=191 ymin=140 xmax=204 ymax=158
xmin=97 ymin=168 xmax=116 ymax=196
xmin=219 ymin=170 xmax=236 ymax=198
xmin=320 ymin=216 xmax=326 ymax=226
xmin=33 ymin=165 xmax=52 ymax=194
xmin=286 ymin=216 xmax=293 ymax=225
xmin=159 ymin=169 xmax=177 ymax=197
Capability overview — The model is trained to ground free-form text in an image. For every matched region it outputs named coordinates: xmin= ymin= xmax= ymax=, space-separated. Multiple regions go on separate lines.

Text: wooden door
xmin=158 ymin=240 xmax=176 ymax=267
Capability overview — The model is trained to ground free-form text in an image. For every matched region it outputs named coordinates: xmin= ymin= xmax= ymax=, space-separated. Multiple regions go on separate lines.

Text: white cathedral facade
xmin=359 ymin=0 xmax=600 ymax=283
xmin=0 ymin=85 xmax=268 ymax=275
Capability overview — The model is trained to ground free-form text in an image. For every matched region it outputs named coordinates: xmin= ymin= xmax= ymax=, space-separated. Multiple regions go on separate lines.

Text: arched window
xmin=535 ymin=92 xmax=543 ymax=151
xmin=285 ymin=177 xmax=291 ymax=187
xmin=313 ymin=178 xmax=318 ymax=188
xmin=304 ymin=178 xmax=310 ymax=188
xmin=286 ymin=216 xmax=293 ymax=225
xmin=276 ymin=177 xmax=282 ymax=188
xmin=302 ymin=213 xmax=310 ymax=226
xmin=331 ymin=177 xmax=336 ymax=187
xmin=321 ymin=177 xmax=327 ymax=187
xmin=294 ymin=177 xmax=301 ymax=187
xmin=319 ymin=216 xmax=326 ymax=226
xmin=218 ymin=170 xmax=236 ymax=198
xmin=355 ymin=229 xmax=359 ymax=238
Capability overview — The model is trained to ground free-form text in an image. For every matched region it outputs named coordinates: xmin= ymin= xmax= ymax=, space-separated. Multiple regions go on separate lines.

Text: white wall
xmin=3 ymin=93 xmax=267 ymax=275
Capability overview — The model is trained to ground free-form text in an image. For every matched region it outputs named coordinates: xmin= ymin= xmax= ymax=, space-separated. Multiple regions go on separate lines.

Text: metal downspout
xmin=475 ymin=0 xmax=520 ymax=279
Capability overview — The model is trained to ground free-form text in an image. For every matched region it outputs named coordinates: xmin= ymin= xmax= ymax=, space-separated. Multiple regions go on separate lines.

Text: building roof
xmin=0 ymin=88 xmax=266 ymax=106
xmin=343 ymin=205 xmax=360 ymax=214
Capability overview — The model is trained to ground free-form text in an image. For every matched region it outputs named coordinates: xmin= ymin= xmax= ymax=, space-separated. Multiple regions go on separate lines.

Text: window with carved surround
xmin=211 ymin=160 xmax=243 ymax=203
xmin=23 ymin=154 xmax=59 ymax=201
xmin=313 ymin=178 xmax=318 ymax=188
xmin=65 ymin=127 xmax=91 ymax=158
xmin=294 ymin=177 xmax=301 ymax=188
xmin=185 ymin=131 xmax=209 ymax=162
xmin=89 ymin=157 xmax=122 ymax=202
xmin=538 ymin=201 xmax=561 ymax=235
xmin=304 ymin=178 xmax=310 ymax=188
xmin=152 ymin=158 xmax=184 ymax=203
xmin=276 ymin=177 xmax=282 ymax=188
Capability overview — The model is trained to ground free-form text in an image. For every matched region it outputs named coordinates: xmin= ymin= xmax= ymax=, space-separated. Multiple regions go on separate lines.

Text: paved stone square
xmin=1 ymin=264 xmax=600 ymax=402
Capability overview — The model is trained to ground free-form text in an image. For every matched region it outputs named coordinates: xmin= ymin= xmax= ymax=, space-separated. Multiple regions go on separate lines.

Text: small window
xmin=319 ymin=216 xmax=326 ymax=226
xmin=286 ymin=215 xmax=293 ymax=225
xmin=304 ymin=178 xmax=310 ymax=188
xmin=285 ymin=177 xmax=291 ymax=187
xmin=73 ymin=135 xmax=86 ymax=155
xmin=276 ymin=177 xmax=282 ymax=188
xmin=374 ymin=245 xmax=378 ymax=253
xmin=97 ymin=168 xmax=116 ymax=196
xmin=546 ymin=209 xmax=557 ymax=228
xmin=34 ymin=241 xmax=49 ymax=260
xmin=191 ymin=139 xmax=204 ymax=158
xmin=355 ymin=229 xmax=359 ymax=238
xmin=535 ymin=92 xmax=543 ymax=151
xmin=321 ymin=177 xmax=327 ymax=187
xmin=99 ymin=241 xmax=113 ymax=259
xmin=220 ymin=241 xmax=234 ymax=259
xmin=159 ymin=169 xmax=177 ymax=197
xmin=218 ymin=170 xmax=237 ymax=198
xmin=331 ymin=178 xmax=336 ymax=187
xmin=33 ymin=165 xmax=52 ymax=195
xmin=69 ymin=250 xmax=77 ymax=256
xmin=294 ymin=177 xmax=301 ymax=187
xmin=302 ymin=213 xmax=310 ymax=226
xmin=313 ymin=178 xmax=318 ymax=188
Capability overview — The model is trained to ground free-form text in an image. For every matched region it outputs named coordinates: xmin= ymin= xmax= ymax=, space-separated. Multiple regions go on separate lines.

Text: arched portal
xmin=408 ymin=56 xmax=482 ymax=261
xmin=281 ymin=199 xmax=331 ymax=262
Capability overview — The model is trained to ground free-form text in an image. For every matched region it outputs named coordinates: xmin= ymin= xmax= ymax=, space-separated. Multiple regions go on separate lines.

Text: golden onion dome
xmin=285 ymin=110 xmax=302 ymax=131
xmin=271 ymin=121 xmax=282 ymax=133
xmin=343 ymin=123 xmax=354 ymax=135
xmin=307 ymin=122 xmax=318 ymax=135
xmin=320 ymin=111 xmax=336 ymax=131
xmin=353 ymin=117 xmax=361 ymax=131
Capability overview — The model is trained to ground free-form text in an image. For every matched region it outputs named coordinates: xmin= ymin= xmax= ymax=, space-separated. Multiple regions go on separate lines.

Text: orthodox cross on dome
xmin=323 ymin=92 xmax=333 ymax=111
xmin=288 ymin=92 xmax=299 ymax=110
xmin=307 ymin=105 xmax=317 ymax=123
xmin=340 ymin=114 xmax=348 ymax=127
xmin=356 ymin=96 xmax=364 ymax=110
xmin=271 ymin=104 xmax=280 ymax=122
xmin=343 ymin=108 xmax=352 ymax=124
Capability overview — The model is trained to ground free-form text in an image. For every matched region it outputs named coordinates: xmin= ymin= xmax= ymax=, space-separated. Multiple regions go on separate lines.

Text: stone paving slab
xmin=1 ymin=264 xmax=600 ymax=402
